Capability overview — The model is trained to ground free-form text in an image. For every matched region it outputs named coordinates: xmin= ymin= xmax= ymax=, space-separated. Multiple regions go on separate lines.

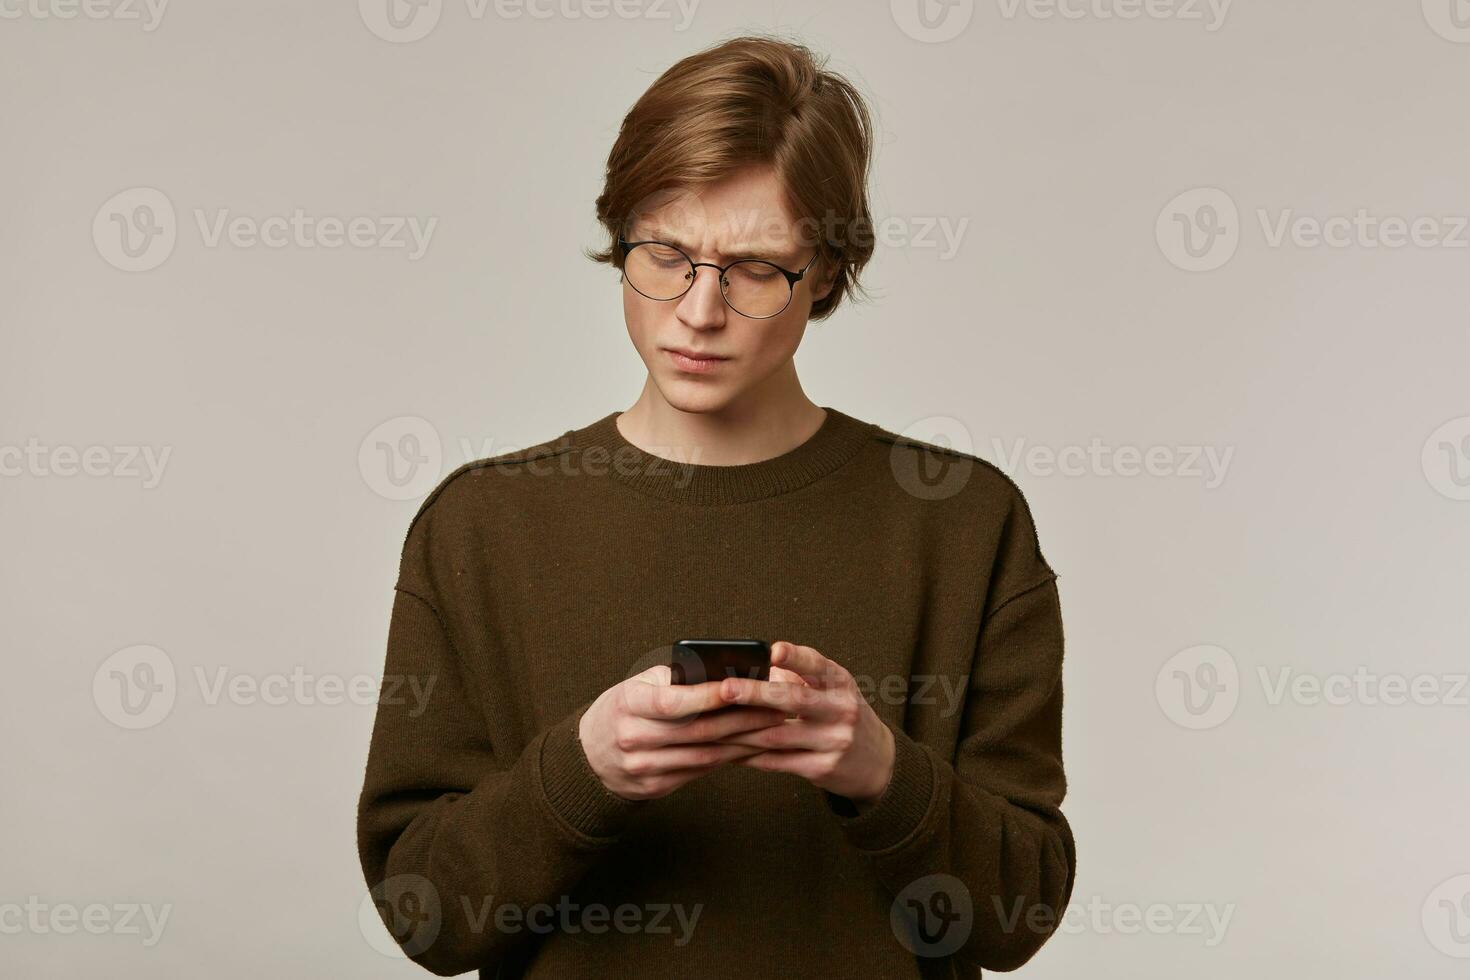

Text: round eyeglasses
xmin=617 ymin=236 xmax=818 ymax=319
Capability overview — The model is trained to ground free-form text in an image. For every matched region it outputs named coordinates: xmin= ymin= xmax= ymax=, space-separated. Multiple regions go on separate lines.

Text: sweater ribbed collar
xmin=570 ymin=406 xmax=872 ymax=505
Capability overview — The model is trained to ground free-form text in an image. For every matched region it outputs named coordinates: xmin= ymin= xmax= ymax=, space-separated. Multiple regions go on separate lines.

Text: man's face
xmin=621 ymin=165 xmax=834 ymax=414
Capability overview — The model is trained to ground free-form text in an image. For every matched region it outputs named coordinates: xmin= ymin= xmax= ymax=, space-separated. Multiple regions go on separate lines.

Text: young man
xmin=358 ymin=35 xmax=1075 ymax=978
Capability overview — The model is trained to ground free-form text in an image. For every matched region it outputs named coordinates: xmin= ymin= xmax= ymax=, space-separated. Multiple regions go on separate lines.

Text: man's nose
xmin=675 ymin=264 xmax=728 ymax=325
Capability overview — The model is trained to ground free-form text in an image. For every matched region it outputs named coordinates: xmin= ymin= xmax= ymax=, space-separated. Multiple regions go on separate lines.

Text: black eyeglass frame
xmin=617 ymin=236 xmax=819 ymax=319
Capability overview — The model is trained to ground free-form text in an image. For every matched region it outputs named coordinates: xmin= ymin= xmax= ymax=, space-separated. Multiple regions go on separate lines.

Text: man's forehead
xmin=633 ymin=213 xmax=804 ymax=255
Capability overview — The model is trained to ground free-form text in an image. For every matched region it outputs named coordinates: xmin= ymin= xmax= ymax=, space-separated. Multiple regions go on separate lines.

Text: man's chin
xmin=650 ymin=378 xmax=740 ymax=416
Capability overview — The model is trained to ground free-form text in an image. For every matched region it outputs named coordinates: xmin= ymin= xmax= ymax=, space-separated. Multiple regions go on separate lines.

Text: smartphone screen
xmin=669 ymin=639 xmax=771 ymax=685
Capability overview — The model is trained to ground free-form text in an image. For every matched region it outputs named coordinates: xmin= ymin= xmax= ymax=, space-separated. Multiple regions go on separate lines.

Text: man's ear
xmin=810 ymin=264 xmax=839 ymax=304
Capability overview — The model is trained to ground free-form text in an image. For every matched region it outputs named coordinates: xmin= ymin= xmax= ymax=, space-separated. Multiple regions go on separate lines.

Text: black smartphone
xmin=669 ymin=638 xmax=771 ymax=685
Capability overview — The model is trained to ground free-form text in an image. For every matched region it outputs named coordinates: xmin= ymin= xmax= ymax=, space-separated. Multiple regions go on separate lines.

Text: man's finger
xmin=625 ymin=676 xmax=728 ymax=719
xmin=770 ymin=641 xmax=846 ymax=689
xmin=651 ymin=705 xmax=789 ymax=744
xmin=718 ymin=676 xmax=844 ymax=717
xmin=716 ymin=718 xmax=827 ymax=751
xmin=768 ymin=664 xmax=806 ymax=687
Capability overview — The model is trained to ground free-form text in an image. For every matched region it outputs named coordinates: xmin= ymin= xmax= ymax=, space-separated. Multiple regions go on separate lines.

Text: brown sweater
xmin=357 ymin=406 xmax=1076 ymax=978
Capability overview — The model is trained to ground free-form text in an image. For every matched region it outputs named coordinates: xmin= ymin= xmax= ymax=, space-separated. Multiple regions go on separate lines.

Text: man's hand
xmin=713 ymin=641 xmax=896 ymax=807
xmin=579 ymin=664 xmax=790 ymax=801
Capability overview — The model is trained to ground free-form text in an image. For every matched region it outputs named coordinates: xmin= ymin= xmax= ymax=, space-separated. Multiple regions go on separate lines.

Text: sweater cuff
xmin=829 ymin=725 xmax=935 ymax=853
xmin=538 ymin=701 xmax=644 ymax=842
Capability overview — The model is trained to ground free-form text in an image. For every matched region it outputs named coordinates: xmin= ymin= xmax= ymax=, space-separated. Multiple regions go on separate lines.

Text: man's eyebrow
xmin=638 ymin=228 xmax=796 ymax=264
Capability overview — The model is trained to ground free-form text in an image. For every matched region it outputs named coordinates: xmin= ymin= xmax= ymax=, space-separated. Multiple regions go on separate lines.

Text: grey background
xmin=3 ymin=1 xmax=1469 ymax=976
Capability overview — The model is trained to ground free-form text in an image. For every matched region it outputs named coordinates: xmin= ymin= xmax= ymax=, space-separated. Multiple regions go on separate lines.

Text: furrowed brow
xmin=639 ymin=227 xmax=795 ymax=265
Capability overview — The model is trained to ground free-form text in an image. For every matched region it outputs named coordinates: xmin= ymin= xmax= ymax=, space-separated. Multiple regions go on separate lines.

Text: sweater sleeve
xmin=826 ymin=506 xmax=1076 ymax=972
xmin=356 ymin=580 xmax=646 ymax=976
